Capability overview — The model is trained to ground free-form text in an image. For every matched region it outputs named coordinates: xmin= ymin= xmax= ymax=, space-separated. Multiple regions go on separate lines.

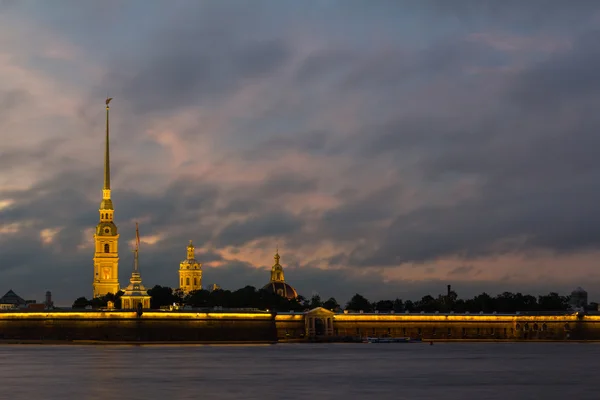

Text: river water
xmin=0 ymin=342 xmax=597 ymax=399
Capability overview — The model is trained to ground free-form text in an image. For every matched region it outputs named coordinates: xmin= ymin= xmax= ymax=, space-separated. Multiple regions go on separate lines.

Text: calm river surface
xmin=0 ymin=342 xmax=597 ymax=399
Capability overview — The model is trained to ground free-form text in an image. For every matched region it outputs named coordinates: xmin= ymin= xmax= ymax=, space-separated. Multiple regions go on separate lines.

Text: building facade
xmin=179 ymin=241 xmax=202 ymax=293
xmin=93 ymin=98 xmax=120 ymax=298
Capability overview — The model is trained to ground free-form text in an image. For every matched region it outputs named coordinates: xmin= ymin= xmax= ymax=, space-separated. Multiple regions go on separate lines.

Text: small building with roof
xmin=0 ymin=289 xmax=39 ymax=310
xmin=262 ymin=250 xmax=298 ymax=300
xmin=0 ymin=289 xmax=27 ymax=309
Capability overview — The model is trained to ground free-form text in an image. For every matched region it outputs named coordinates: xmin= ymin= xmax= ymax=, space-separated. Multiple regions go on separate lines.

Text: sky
xmin=2 ymin=1 xmax=600 ymax=306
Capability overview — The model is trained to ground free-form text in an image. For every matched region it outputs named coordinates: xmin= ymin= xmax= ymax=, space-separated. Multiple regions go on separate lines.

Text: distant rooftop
xmin=0 ymin=290 xmax=26 ymax=305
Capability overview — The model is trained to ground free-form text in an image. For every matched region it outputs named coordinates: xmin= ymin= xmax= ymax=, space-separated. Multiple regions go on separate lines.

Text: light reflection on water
xmin=0 ymin=342 xmax=598 ymax=400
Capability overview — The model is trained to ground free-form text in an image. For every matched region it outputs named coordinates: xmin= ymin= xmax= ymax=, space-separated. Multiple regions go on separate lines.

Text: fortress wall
xmin=330 ymin=314 xmax=586 ymax=340
xmin=3 ymin=310 xmax=599 ymax=342
xmin=575 ymin=315 xmax=600 ymax=340
xmin=0 ymin=311 xmax=277 ymax=342
xmin=274 ymin=314 xmax=305 ymax=339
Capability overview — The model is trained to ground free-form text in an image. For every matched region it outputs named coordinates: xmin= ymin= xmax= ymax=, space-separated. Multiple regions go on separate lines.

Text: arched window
xmin=193 ymin=278 xmax=197 ymax=286
xmin=104 ymin=244 xmax=110 ymax=253
xmin=180 ymin=278 xmax=183 ymax=286
xmin=186 ymin=277 xmax=190 ymax=285
xmin=101 ymin=213 xmax=104 ymax=219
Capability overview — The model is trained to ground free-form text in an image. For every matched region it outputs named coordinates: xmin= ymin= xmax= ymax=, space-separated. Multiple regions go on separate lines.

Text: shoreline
xmin=1 ymin=339 xmax=600 ymax=345
xmin=0 ymin=340 xmax=278 ymax=346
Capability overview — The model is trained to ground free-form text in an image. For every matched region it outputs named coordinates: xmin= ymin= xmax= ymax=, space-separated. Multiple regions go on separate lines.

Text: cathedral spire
xmin=100 ymin=98 xmax=114 ymax=212
xmin=104 ymin=97 xmax=113 ymax=195
xmin=93 ymin=97 xmax=120 ymax=299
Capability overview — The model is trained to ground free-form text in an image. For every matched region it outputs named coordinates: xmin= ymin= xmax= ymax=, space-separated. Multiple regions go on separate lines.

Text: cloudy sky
xmin=2 ymin=1 xmax=600 ymax=306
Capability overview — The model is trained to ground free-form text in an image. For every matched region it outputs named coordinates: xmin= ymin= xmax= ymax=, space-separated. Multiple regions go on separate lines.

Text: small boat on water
xmin=362 ymin=337 xmax=421 ymax=344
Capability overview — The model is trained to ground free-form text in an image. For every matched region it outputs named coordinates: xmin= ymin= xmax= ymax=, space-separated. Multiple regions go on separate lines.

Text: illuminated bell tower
xmin=179 ymin=240 xmax=202 ymax=293
xmin=92 ymin=97 xmax=120 ymax=298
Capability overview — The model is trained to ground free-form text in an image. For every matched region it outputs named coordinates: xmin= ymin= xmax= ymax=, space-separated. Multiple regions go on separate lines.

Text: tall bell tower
xmin=179 ymin=240 xmax=202 ymax=293
xmin=92 ymin=97 xmax=120 ymax=298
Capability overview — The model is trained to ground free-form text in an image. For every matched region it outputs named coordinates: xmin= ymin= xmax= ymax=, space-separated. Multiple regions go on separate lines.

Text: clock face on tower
xmin=102 ymin=267 xmax=111 ymax=280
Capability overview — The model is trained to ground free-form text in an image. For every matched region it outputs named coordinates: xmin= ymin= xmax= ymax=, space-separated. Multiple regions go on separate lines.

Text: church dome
xmin=262 ymin=281 xmax=298 ymax=300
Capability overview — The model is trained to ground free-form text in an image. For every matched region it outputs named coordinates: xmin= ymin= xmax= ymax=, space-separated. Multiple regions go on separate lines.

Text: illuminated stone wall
xmin=276 ymin=310 xmax=600 ymax=341
xmin=0 ymin=311 xmax=277 ymax=342
xmin=273 ymin=313 xmax=306 ymax=339
xmin=3 ymin=310 xmax=600 ymax=342
xmin=331 ymin=314 xmax=579 ymax=340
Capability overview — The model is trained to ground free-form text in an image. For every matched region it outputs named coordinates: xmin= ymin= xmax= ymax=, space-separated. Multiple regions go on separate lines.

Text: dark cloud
xmin=0 ymin=138 xmax=67 ymax=170
xmin=102 ymin=17 xmax=292 ymax=115
xmin=512 ymin=30 xmax=600 ymax=109
xmin=325 ymin=29 xmax=600 ymax=267
xmin=294 ymin=49 xmax=358 ymax=84
xmin=244 ymin=131 xmax=339 ymax=160
xmin=5 ymin=1 xmax=600 ymax=305
xmin=319 ymin=185 xmax=401 ymax=243
xmin=417 ymin=0 xmax=600 ymax=31
xmin=214 ymin=211 xmax=304 ymax=248
xmin=448 ymin=265 xmax=479 ymax=277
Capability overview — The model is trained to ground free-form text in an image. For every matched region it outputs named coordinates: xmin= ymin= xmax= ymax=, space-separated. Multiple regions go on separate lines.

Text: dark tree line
xmin=74 ymin=286 xmax=312 ymax=312
xmin=73 ymin=291 xmax=124 ymax=309
xmin=73 ymin=287 xmax=587 ymax=314
xmin=344 ymin=291 xmax=579 ymax=313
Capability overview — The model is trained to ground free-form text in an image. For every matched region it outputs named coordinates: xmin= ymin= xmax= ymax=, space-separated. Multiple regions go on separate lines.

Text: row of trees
xmin=73 ymin=286 xmax=585 ymax=313
xmin=343 ymin=291 xmax=581 ymax=313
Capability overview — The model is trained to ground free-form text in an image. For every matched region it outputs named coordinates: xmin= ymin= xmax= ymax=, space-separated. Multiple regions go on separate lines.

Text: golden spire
xmin=104 ymin=97 xmax=112 ymax=192
xmin=274 ymin=246 xmax=280 ymax=264
xmin=100 ymin=97 xmax=114 ymax=211
xmin=134 ymin=221 xmax=140 ymax=273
